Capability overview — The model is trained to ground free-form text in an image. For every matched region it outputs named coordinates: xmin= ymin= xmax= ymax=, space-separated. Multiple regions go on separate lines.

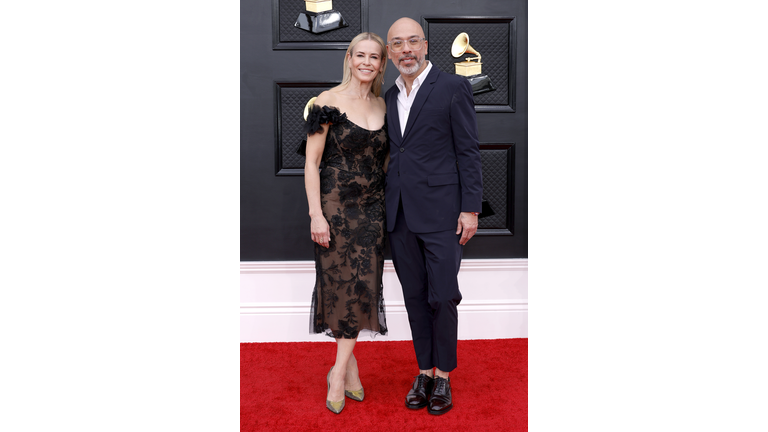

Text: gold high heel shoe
xmin=326 ymin=367 xmax=345 ymax=414
xmin=344 ymin=370 xmax=364 ymax=402
xmin=345 ymin=387 xmax=365 ymax=402
xmin=345 ymin=361 xmax=364 ymax=401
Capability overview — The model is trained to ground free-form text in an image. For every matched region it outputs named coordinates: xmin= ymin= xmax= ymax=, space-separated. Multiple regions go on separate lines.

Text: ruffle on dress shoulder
xmin=304 ymin=105 xmax=347 ymax=136
xmin=297 ymin=105 xmax=347 ymax=156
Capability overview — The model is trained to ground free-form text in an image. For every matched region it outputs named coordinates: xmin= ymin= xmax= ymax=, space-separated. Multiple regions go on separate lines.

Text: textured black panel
xmin=273 ymin=0 xmax=368 ymax=49
xmin=275 ymin=82 xmax=339 ymax=175
xmin=479 ymin=149 xmax=508 ymax=230
xmin=423 ymin=17 xmax=516 ymax=112
xmin=244 ymin=0 xmax=527 ymax=261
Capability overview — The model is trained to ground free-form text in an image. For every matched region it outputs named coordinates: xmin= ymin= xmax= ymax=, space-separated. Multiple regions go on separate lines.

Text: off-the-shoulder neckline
xmin=316 ymin=105 xmax=386 ymax=132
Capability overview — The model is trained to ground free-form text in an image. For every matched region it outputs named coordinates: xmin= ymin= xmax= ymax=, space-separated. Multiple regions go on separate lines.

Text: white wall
xmin=240 ymin=258 xmax=527 ymax=342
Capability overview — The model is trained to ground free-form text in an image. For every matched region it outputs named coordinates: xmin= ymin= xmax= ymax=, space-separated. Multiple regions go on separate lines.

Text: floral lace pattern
xmin=307 ymin=105 xmax=389 ymax=338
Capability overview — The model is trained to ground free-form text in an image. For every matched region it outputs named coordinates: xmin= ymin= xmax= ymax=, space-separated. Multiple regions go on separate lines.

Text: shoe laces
xmin=433 ymin=376 xmax=448 ymax=394
xmin=414 ymin=374 xmax=431 ymax=388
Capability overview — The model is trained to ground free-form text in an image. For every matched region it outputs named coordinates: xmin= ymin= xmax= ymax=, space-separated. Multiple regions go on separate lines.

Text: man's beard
xmin=396 ymin=54 xmax=423 ymax=75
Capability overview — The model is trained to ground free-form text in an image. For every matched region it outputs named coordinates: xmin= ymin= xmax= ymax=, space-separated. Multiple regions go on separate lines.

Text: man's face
xmin=387 ymin=20 xmax=428 ymax=76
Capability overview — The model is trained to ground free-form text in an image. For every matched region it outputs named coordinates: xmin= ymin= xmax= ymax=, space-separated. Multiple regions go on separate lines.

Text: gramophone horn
xmin=451 ymin=32 xmax=481 ymax=62
xmin=303 ymin=96 xmax=317 ymax=121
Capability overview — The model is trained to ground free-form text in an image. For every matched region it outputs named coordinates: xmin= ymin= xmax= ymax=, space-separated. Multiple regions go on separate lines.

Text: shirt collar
xmin=395 ymin=61 xmax=432 ymax=94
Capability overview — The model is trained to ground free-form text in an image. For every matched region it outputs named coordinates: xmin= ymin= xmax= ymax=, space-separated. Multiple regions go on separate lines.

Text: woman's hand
xmin=311 ymin=215 xmax=331 ymax=248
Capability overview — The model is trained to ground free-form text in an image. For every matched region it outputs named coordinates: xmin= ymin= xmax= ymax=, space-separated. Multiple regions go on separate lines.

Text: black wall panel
xmin=241 ymin=0 xmax=528 ymax=260
xmin=274 ymin=81 xmax=341 ymax=175
xmin=423 ymin=16 xmax=516 ymax=112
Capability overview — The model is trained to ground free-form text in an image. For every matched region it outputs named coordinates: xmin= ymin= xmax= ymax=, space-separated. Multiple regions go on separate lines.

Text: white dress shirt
xmin=394 ymin=61 xmax=433 ymax=136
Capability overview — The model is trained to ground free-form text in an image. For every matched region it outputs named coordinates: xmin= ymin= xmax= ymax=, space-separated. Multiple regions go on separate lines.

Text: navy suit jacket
xmin=384 ymin=64 xmax=483 ymax=233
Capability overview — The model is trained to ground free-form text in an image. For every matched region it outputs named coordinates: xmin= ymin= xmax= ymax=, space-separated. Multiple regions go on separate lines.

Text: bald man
xmin=384 ymin=17 xmax=483 ymax=416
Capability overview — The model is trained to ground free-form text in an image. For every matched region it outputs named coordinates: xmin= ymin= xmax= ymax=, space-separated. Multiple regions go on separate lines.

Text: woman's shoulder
xmin=315 ymin=90 xmax=336 ymax=107
xmin=311 ymin=91 xmax=346 ymax=114
xmin=375 ymin=96 xmax=386 ymax=111
xmin=304 ymin=94 xmax=347 ymax=137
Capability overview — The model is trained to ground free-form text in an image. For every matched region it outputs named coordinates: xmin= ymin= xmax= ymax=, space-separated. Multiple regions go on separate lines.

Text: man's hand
xmin=456 ymin=212 xmax=478 ymax=245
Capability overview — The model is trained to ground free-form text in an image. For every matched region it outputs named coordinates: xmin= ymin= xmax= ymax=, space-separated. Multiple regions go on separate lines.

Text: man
xmin=384 ymin=17 xmax=483 ymax=416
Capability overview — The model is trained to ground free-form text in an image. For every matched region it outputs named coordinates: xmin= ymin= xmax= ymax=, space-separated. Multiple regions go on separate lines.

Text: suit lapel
xmin=387 ymin=89 xmax=403 ymax=144
xmin=402 ymin=65 xmax=439 ymax=143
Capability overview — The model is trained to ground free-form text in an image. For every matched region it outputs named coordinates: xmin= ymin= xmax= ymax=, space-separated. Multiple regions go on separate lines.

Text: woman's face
xmin=348 ymin=40 xmax=383 ymax=83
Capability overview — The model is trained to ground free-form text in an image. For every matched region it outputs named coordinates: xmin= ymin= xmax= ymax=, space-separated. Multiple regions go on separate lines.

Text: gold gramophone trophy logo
xmin=294 ymin=0 xmax=348 ymax=34
xmin=451 ymin=32 xmax=496 ymax=95
xmin=296 ymin=96 xmax=319 ymax=156
xmin=303 ymin=97 xmax=318 ymax=121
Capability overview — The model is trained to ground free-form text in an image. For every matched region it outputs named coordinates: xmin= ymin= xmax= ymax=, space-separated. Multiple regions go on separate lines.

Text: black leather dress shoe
xmin=427 ymin=376 xmax=452 ymax=415
xmin=405 ymin=374 xmax=434 ymax=409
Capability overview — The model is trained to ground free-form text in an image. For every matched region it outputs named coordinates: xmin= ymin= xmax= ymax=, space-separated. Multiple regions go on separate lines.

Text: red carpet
xmin=241 ymin=339 xmax=527 ymax=431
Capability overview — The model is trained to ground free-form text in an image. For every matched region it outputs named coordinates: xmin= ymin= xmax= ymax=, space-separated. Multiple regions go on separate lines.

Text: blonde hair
xmin=340 ymin=32 xmax=387 ymax=97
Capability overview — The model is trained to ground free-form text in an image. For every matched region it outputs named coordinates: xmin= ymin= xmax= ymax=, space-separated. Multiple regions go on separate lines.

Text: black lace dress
xmin=304 ymin=105 xmax=389 ymax=339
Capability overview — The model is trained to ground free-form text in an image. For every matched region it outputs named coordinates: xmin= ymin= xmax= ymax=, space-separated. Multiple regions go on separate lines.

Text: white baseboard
xmin=240 ymin=259 xmax=527 ymax=342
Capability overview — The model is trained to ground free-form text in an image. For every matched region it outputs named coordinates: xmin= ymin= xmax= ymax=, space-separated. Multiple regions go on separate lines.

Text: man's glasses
xmin=387 ymin=38 xmax=426 ymax=52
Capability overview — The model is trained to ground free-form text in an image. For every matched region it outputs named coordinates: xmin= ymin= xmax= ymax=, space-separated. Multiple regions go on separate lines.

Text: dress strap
xmin=297 ymin=105 xmax=347 ymax=156
xmin=303 ymin=105 xmax=347 ymax=136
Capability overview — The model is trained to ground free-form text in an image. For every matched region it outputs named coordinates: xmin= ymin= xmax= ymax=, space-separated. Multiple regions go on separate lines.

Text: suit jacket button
xmin=400 ymin=147 xmax=405 ymax=152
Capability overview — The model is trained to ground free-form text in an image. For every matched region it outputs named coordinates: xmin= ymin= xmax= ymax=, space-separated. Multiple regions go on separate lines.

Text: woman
xmin=303 ymin=32 xmax=389 ymax=414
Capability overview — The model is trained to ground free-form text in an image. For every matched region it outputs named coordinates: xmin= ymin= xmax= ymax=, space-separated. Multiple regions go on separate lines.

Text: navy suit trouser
xmin=389 ymin=199 xmax=463 ymax=372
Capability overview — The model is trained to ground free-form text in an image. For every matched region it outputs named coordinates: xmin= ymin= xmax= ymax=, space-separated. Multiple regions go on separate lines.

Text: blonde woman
xmin=302 ymin=32 xmax=389 ymax=414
